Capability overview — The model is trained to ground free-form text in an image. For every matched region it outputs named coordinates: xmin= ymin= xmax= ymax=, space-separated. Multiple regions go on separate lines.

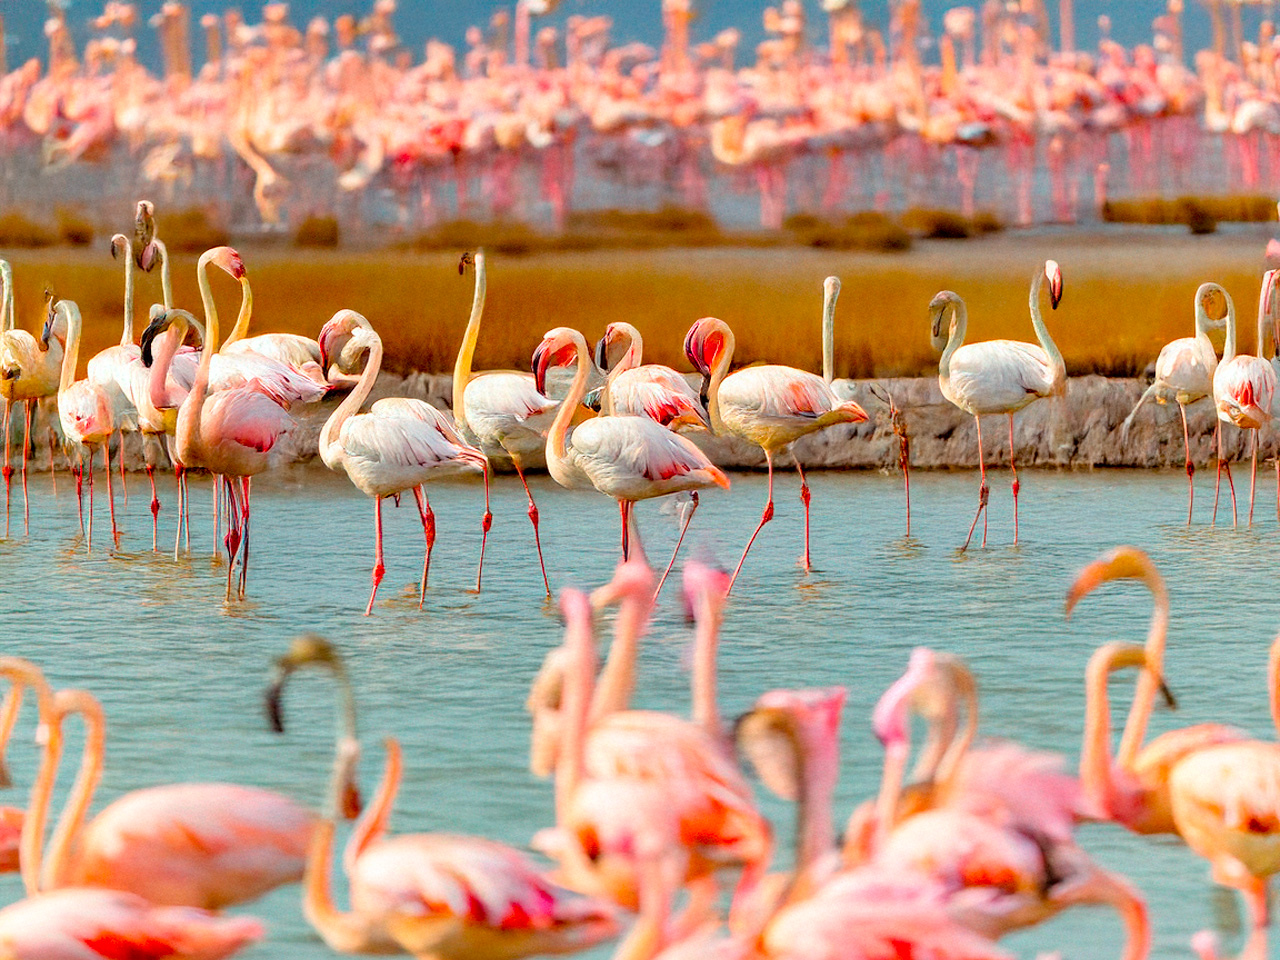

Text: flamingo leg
xmin=654 ymin=492 xmax=698 ymax=601
xmin=2 ymin=400 xmax=12 ymax=537
xmin=797 ymin=459 xmax=813 ymax=571
xmin=514 ymin=459 xmax=551 ymax=598
xmin=728 ymin=448 xmax=775 ymax=595
xmin=173 ymin=465 xmax=185 ymax=560
xmin=1250 ymin=429 xmax=1259 ymax=526
xmin=223 ymin=477 xmax=242 ymax=600
xmin=21 ymin=400 xmax=32 ymax=534
xmin=962 ymin=416 xmax=989 ymax=551
xmin=73 ymin=458 xmax=83 ymax=536
xmin=238 ymin=477 xmax=251 ymax=599
xmin=47 ymin=420 xmax=57 ymax=496
xmin=1236 ymin=874 xmax=1269 ymax=960
xmin=1179 ymin=401 xmax=1194 ymax=525
xmin=117 ymin=431 xmax=127 ymax=506
xmin=86 ymin=446 xmax=95 ymax=552
xmin=1008 ymin=413 xmax=1020 ymax=544
xmin=146 ymin=462 xmax=159 ymax=552
xmin=182 ymin=468 xmax=190 ymax=553
xmin=412 ymin=486 xmax=435 ymax=608
xmin=103 ymin=438 xmax=119 ymax=548
xmin=619 ymin=499 xmax=630 ymax=561
xmin=1214 ymin=421 xmax=1238 ymax=527
xmin=474 ymin=463 xmax=492 ymax=594
xmin=213 ymin=474 xmax=221 ymax=561
xmin=366 ymin=495 xmax=386 ymax=616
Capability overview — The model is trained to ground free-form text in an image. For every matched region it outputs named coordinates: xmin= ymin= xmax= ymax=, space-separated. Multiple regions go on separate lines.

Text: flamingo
xmin=41 ymin=300 xmax=118 ymax=551
xmin=1066 ymin=546 xmax=1247 ymax=835
xmin=318 ymin=315 xmax=489 ymax=614
xmin=453 ymin=251 xmax=557 ymax=597
xmin=0 ymin=260 xmax=62 ymax=535
xmin=593 ymin=321 xmax=707 ymax=430
xmin=929 ymin=260 xmax=1066 ymax=550
xmin=1121 ymin=282 xmax=1226 ymax=524
xmin=533 ymin=326 xmax=729 ymax=583
xmin=1211 ymin=270 xmax=1276 ymax=527
xmin=172 ymin=247 xmax=295 ymax=600
xmin=0 ymin=657 xmax=58 ymax=889
xmin=683 ymin=277 xmax=869 ymax=589
xmin=265 ymin=634 xmax=620 ymax=959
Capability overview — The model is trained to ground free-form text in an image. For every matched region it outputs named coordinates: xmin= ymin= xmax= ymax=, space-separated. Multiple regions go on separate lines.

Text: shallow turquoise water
xmin=0 ymin=463 xmax=1277 ymax=959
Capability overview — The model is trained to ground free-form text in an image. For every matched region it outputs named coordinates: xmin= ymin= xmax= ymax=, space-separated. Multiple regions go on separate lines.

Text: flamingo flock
xmin=1 ymin=545 xmax=1279 ymax=959
xmin=6 ymin=2 xmax=1280 ymax=232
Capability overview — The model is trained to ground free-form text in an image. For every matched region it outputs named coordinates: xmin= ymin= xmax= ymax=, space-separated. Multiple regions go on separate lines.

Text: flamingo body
xmin=941 ymin=339 xmax=1064 ymax=415
xmin=1213 ymin=356 xmax=1275 ymax=430
xmin=461 ymin=372 xmax=556 ymax=465
xmin=715 ymin=364 xmax=867 ymax=450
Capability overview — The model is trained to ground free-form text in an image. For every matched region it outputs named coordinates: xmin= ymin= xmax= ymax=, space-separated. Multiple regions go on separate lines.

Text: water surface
xmin=0 ymin=464 xmax=1274 ymax=959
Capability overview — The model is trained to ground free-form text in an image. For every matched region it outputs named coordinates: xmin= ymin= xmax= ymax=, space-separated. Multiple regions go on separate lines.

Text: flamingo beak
xmin=1046 ymin=260 xmax=1064 ymax=309
xmin=139 ymin=310 xmax=172 ymax=369
xmin=1064 ymin=546 xmax=1154 ymax=617
xmin=532 ymin=340 xmax=552 ymax=396
xmin=683 ymin=321 xmax=707 ymax=375
xmin=928 ymin=296 xmax=948 ymax=343
xmin=872 ymin=648 xmax=935 ymax=746
xmin=593 ymin=333 xmax=610 ymax=371
xmin=264 ymin=676 xmax=287 ymax=734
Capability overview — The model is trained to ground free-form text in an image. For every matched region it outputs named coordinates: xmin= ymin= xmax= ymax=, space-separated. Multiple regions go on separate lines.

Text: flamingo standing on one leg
xmin=41 ymin=300 xmax=118 ymax=551
xmin=266 ymin=634 xmax=620 ymax=959
xmin=533 ymin=327 xmax=729 ymax=575
xmin=1211 ymin=271 xmax=1276 ymax=527
xmin=319 ymin=317 xmax=489 ymax=615
xmin=929 ymin=260 xmax=1066 ymax=550
xmin=453 ymin=251 xmax=557 ymax=596
xmin=683 ymin=277 xmax=868 ymax=590
xmin=1121 ymin=282 xmax=1225 ymax=525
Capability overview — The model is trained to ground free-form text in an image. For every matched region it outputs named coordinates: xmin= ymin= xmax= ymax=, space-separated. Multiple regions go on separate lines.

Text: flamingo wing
xmin=948 ymin=341 xmax=1060 ymax=412
xmin=569 ymin=417 xmax=728 ymax=493
xmin=369 ymin=397 xmax=470 ymax=446
xmin=340 ymin=414 xmax=482 ymax=473
xmin=721 ymin=366 xmax=834 ymax=420
xmin=210 ymin=353 xmax=326 ymax=407
xmin=465 ymin=372 xmax=557 ymax=422
xmin=201 ymin=388 xmax=293 ymax=456
xmin=613 ymin=375 xmax=708 ymax=429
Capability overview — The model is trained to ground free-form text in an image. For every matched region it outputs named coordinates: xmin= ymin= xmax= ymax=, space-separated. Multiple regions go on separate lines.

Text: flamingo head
xmin=736 ymin=686 xmax=847 ymax=802
xmin=928 ymin=291 xmax=960 ymax=350
xmin=1091 ymin=642 xmax=1177 ymax=712
xmin=39 ymin=292 xmax=64 ymax=351
xmin=140 ymin=308 xmax=195 ymax=368
xmin=683 ymin=317 xmax=729 ymax=379
xmin=1044 ymin=259 xmax=1064 ymax=309
xmin=531 ymin=327 xmax=579 ymax=395
xmin=132 ymin=200 xmax=157 ymax=270
xmin=872 ymin=647 xmax=935 ymax=748
xmin=590 ymin=556 xmax=656 ymax=611
xmin=1065 ymin=545 xmax=1163 ymax=618
xmin=109 ymin=232 xmax=129 ymax=264
xmin=1196 ymin=282 xmax=1230 ymax=329
xmin=205 ymin=245 xmax=247 ymax=281
xmin=681 ymin=560 xmax=731 ymax=625
xmin=317 ymin=310 xmax=368 ymax=371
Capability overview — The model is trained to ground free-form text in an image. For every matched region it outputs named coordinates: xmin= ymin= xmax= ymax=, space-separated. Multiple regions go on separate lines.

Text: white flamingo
xmin=1212 ymin=269 xmax=1278 ymax=527
xmin=319 ymin=315 xmax=489 ymax=615
xmin=0 ymin=261 xmax=62 ymax=534
xmin=41 ymin=300 xmax=118 ymax=551
xmin=683 ymin=277 xmax=869 ymax=590
xmin=1121 ymin=282 xmax=1226 ymax=524
xmin=453 ymin=251 xmax=558 ymax=596
xmin=929 ymin=260 xmax=1066 ymax=550
xmin=533 ymin=326 xmax=729 ymax=586
xmin=593 ymin=321 xmax=707 ymax=430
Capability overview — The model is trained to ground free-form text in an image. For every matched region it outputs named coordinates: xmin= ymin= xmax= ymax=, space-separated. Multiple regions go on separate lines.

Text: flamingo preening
xmin=930 ymin=260 xmax=1066 ymax=550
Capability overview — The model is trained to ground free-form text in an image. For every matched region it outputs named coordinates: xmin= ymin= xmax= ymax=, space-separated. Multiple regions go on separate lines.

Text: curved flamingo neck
xmin=148 ymin=315 xmax=187 ymax=413
xmin=822 ymin=278 xmax=838 ymax=385
xmin=155 ymin=239 xmax=172 ymax=310
xmin=603 ymin=323 xmax=644 ymax=417
xmin=938 ymin=297 xmax=967 ymax=382
xmin=0 ymin=260 xmax=12 ymax=332
xmin=182 ymin=252 xmax=221 ymax=459
xmin=546 ymin=330 xmax=591 ymax=475
xmin=1222 ymin=293 xmax=1238 ymax=365
xmin=1193 ymin=286 xmax=1217 ymax=341
xmin=451 ymin=252 xmax=487 ymax=434
xmin=691 ymin=592 xmax=723 ymax=740
xmin=1256 ymin=271 xmax=1276 ymax=360
xmin=42 ymin=689 xmax=105 ymax=891
xmin=1029 ymin=269 xmax=1066 ymax=383
xmin=1081 ymin=646 xmax=1120 ymax=819
xmin=121 ymin=245 xmax=134 ymax=346
xmin=343 ymin=737 xmax=402 ymax=876
xmin=1116 ymin=573 xmax=1169 ymax=768
xmin=590 ymin=593 xmax=647 ymax=722
xmin=704 ymin=320 xmax=736 ymax=436
xmin=555 ymin=591 xmax=596 ymax=827
xmin=930 ymin=662 xmax=978 ymax=787
xmin=1 ymin=659 xmax=58 ymax=896
xmin=56 ymin=303 xmax=82 ymax=396
xmin=320 ymin=329 xmax=384 ymax=473
xmin=221 ymin=273 xmax=255 ymax=348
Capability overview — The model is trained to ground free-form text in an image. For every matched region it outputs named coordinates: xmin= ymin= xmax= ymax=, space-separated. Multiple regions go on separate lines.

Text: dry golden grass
xmin=0 ymin=230 xmax=1271 ymax=380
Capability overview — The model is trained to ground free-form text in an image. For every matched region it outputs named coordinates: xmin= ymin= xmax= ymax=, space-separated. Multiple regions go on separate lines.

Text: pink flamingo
xmin=1121 ymin=282 xmax=1226 ymax=524
xmin=266 ymin=633 xmax=619 ymax=959
xmin=0 ymin=657 xmax=58 ymax=885
xmin=1211 ymin=271 xmax=1276 ymax=527
xmin=533 ymin=327 xmax=729 ymax=588
xmin=453 ymin=252 xmax=557 ymax=597
xmin=42 ymin=300 xmax=118 ymax=551
xmin=930 ymin=260 xmax=1066 ymax=550
xmin=593 ymin=321 xmax=708 ymax=431
xmin=174 ymin=247 xmax=295 ymax=600
xmin=319 ymin=316 xmax=489 ymax=614
xmin=683 ymin=278 xmax=869 ymax=588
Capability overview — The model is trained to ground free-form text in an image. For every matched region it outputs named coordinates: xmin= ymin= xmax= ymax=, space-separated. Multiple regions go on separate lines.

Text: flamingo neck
xmin=57 ymin=303 xmax=82 ymax=396
xmin=1193 ymin=291 xmax=1215 ymax=342
xmin=320 ymin=330 xmax=383 ymax=473
xmin=546 ymin=330 xmax=591 ymax=476
xmin=183 ymin=253 xmax=220 ymax=457
xmin=603 ymin=324 xmax=644 ymax=417
xmin=0 ymin=261 xmax=12 ymax=332
xmin=822 ymin=282 xmax=837 ymax=385
xmin=590 ymin=593 xmax=648 ymax=722
xmin=690 ymin=594 xmax=722 ymax=740
xmin=704 ymin=321 xmax=735 ymax=436
xmin=938 ymin=298 xmax=967 ymax=382
xmin=0 ymin=684 xmax=21 ymax=766
xmin=555 ymin=592 xmax=596 ymax=827
xmin=41 ymin=690 xmax=106 ymax=891
xmin=451 ymin=253 xmax=487 ymax=435
xmin=221 ymin=274 xmax=254 ymax=348
xmin=1029 ymin=270 xmax=1066 ymax=386
xmin=871 ymin=740 xmax=908 ymax=854
xmin=794 ymin=722 xmax=839 ymax=886
xmin=933 ymin=665 xmax=978 ymax=786
xmin=343 ymin=738 xmax=401 ymax=876
xmin=1081 ymin=646 xmax=1122 ymax=819
xmin=148 ymin=318 xmax=186 ymax=414
xmin=1222 ymin=297 xmax=1237 ymax=365
xmin=121 ymin=248 xmax=134 ymax=346
xmin=155 ymin=239 xmax=172 ymax=310
xmin=303 ymin=806 xmax=384 ymax=952
xmin=1116 ymin=577 xmax=1169 ymax=768
xmin=6 ymin=666 xmax=58 ymax=897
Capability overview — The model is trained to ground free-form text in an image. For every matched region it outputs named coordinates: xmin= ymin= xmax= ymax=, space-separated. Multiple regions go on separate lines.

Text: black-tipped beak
xmin=265 ymin=677 xmax=286 ymax=733
xmin=532 ymin=341 xmax=551 ymax=396
xmin=138 ymin=240 xmax=158 ymax=273
xmin=139 ymin=310 xmax=171 ymax=368
xmin=1158 ymin=678 xmax=1177 ymax=711
xmin=683 ymin=322 xmax=702 ymax=372
xmin=593 ymin=335 xmax=609 ymax=371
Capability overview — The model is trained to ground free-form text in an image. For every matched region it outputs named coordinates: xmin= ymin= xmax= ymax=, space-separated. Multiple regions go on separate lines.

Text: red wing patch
xmin=82 ymin=933 xmax=179 ymax=960
xmin=784 ymin=379 xmax=823 ymax=418
xmin=1235 ymin=381 xmax=1256 ymax=409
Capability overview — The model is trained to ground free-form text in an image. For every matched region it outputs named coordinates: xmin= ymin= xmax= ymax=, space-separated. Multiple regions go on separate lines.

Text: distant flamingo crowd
xmin=10 ymin=1 xmax=1280 ymax=231
xmin=1 ymin=544 xmax=1279 ymax=959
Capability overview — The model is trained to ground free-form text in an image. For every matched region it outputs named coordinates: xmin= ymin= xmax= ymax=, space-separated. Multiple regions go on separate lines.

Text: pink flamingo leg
xmin=117 ymin=432 xmax=127 ymax=506
xmin=103 ymin=438 xmax=119 ymax=548
xmin=213 ymin=474 xmax=221 ymax=561
xmin=1249 ymin=430 xmax=1259 ymax=527
xmin=366 ymin=495 xmax=385 ymax=616
xmin=182 ymin=469 xmax=190 ymax=553
xmin=2 ymin=400 xmax=12 ymax=537
xmin=728 ymin=448 xmax=775 ymax=595
xmin=962 ymin=415 xmax=989 ymax=551
xmin=654 ymin=492 xmax=698 ymax=601
xmin=474 ymin=463 xmax=492 ymax=594
xmin=223 ymin=478 xmax=242 ymax=601
xmin=1179 ymin=402 xmax=1194 ymax=525
xmin=797 ymin=460 xmax=813 ymax=571
xmin=47 ymin=421 xmax=58 ymax=495
xmin=619 ymin=499 xmax=630 ymax=561
xmin=412 ymin=485 xmax=435 ymax=608
xmin=514 ymin=459 xmax=551 ymax=598
xmin=173 ymin=465 xmax=185 ymax=560
xmin=1008 ymin=413 xmax=1020 ymax=544
xmin=238 ymin=477 xmax=251 ymax=599
xmin=1214 ymin=420 xmax=1238 ymax=527
xmin=86 ymin=447 xmax=95 ymax=552
xmin=21 ymin=400 xmax=32 ymax=534
xmin=146 ymin=465 xmax=159 ymax=552
xmin=73 ymin=460 xmax=83 ymax=535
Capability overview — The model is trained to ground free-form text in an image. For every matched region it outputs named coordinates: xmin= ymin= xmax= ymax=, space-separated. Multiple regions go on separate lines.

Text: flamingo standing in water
xmin=1121 ymin=282 xmax=1226 ymax=524
xmin=1211 ymin=270 xmax=1276 ymax=527
xmin=929 ymin=260 xmax=1066 ymax=550
xmin=171 ymin=247 xmax=295 ymax=600
xmin=453 ymin=251 xmax=557 ymax=596
xmin=533 ymin=327 xmax=729 ymax=583
xmin=266 ymin=634 xmax=620 ymax=959
xmin=593 ymin=321 xmax=707 ymax=430
xmin=42 ymin=300 xmax=118 ymax=551
xmin=319 ymin=315 xmax=489 ymax=614
xmin=0 ymin=260 xmax=62 ymax=535
xmin=683 ymin=277 xmax=869 ymax=589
